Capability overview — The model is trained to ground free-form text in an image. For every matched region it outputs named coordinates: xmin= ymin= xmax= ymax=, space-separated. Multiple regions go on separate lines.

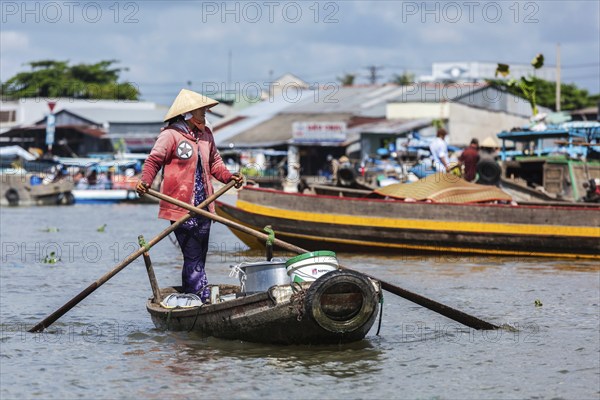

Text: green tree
xmin=390 ymin=71 xmax=415 ymax=85
xmin=493 ymin=54 xmax=545 ymax=115
xmin=488 ymin=77 xmax=598 ymax=112
xmin=337 ymin=73 xmax=356 ymax=86
xmin=490 ymin=53 xmax=599 ymax=113
xmin=1 ymin=60 xmax=139 ymax=100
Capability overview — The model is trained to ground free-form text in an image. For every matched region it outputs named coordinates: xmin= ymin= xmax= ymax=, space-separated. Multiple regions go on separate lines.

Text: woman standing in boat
xmin=136 ymin=89 xmax=243 ymax=303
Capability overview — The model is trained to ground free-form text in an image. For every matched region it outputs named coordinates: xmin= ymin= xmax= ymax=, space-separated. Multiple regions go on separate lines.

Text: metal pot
xmin=231 ymin=259 xmax=289 ymax=293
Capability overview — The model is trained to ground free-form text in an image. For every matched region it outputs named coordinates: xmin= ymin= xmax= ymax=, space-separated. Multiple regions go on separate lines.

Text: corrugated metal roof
xmin=63 ymin=107 xmax=168 ymax=124
xmin=213 ymin=86 xmax=401 ymax=147
xmin=0 ymin=124 xmax=106 ymax=138
xmin=219 ymin=113 xmax=355 ymax=148
xmin=214 ymin=94 xmax=299 ymax=146
xmin=1 ymin=98 xmax=162 ymax=127
xmin=388 ymin=82 xmax=489 ymax=103
xmin=279 ymin=86 xmax=389 ymax=117
xmin=347 ymin=118 xmax=433 ymax=135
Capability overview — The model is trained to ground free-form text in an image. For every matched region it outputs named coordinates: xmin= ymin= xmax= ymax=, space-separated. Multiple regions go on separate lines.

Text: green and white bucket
xmin=285 ymin=251 xmax=339 ymax=283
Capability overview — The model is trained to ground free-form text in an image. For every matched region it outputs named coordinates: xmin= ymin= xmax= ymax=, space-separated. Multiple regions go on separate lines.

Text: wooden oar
xmin=146 ymin=188 xmax=499 ymax=330
xmin=28 ymin=180 xmax=236 ymax=333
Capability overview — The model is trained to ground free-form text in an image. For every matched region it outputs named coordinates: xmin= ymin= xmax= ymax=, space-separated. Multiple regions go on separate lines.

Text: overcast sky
xmin=2 ymin=0 xmax=599 ymax=106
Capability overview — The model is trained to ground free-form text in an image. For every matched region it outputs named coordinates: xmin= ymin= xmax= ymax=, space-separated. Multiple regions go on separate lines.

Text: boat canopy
xmin=57 ymin=157 xmax=140 ymax=172
xmin=0 ymin=145 xmax=37 ymax=161
xmin=497 ymin=122 xmax=600 ymax=160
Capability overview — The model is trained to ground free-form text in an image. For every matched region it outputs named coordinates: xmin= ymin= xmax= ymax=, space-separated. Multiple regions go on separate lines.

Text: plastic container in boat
xmin=285 ymin=251 xmax=339 ymax=283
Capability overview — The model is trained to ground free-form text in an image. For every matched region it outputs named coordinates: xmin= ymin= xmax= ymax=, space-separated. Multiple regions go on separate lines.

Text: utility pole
xmin=45 ymin=101 xmax=56 ymax=154
xmin=228 ymin=50 xmax=232 ymax=90
xmin=556 ymin=43 xmax=561 ymax=112
xmin=365 ymin=65 xmax=383 ymax=85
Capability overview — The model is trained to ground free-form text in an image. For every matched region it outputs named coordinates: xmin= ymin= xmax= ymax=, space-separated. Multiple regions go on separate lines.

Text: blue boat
xmin=497 ymin=121 xmax=600 ymax=203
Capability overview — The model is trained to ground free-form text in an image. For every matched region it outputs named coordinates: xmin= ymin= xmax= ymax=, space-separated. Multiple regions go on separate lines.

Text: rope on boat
xmin=166 ymin=310 xmax=172 ymax=330
xmin=137 ymin=236 xmax=151 ymax=253
xmin=376 ymin=293 xmax=384 ymax=336
xmin=290 ymin=283 xmax=307 ymax=322
xmin=189 ymin=305 xmax=203 ymax=332
xmin=229 ymin=264 xmax=247 ymax=292
xmin=290 ymin=282 xmax=303 ymax=293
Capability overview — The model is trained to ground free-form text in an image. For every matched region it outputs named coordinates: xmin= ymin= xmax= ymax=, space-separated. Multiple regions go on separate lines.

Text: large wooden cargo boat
xmin=215 ymin=186 xmax=600 ymax=259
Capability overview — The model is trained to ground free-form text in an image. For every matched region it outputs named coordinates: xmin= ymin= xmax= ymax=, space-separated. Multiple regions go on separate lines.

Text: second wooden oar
xmin=28 ymin=180 xmax=236 ymax=333
xmin=146 ymin=188 xmax=499 ymax=330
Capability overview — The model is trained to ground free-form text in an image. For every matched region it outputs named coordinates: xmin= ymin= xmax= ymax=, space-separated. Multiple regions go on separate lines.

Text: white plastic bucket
xmin=285 ymin=251 xmax=339 ymax=283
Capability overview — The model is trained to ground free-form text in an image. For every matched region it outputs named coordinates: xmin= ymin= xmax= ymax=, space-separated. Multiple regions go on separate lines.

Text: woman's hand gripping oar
xmin=145 ymin=188 xmax=499 ymax=330
xmin=28 ymin=180 xmax=237 ymax=333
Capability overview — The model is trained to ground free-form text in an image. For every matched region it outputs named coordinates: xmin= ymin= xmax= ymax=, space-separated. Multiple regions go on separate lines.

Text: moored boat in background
xmin=216 ymin=185 xmax=600 ymax=259
xmin=1 ymin=169 xmax=74 ymax=207
xmin=0 ymin=146 xmax=74 ymax=207
xmin=497 ymin=121 xmax=600 ymax=203
xmin=58 ymin=157 xmax=153 ymax=204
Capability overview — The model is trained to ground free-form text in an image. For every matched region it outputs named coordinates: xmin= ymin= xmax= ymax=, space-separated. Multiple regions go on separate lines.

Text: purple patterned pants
xmin=172 ymin=150 xmax=211 ymax=301
xmin=173 ymin=217 xmax=212 ymax=302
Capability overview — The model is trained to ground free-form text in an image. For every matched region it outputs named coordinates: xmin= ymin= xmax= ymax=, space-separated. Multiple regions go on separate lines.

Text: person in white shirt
xmin=429 ymin=128 xmax=450 ymax=172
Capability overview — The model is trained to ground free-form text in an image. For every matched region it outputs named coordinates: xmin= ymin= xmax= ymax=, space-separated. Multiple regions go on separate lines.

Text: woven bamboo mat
xmin=374 ymin=173 xmax=513 ymax=203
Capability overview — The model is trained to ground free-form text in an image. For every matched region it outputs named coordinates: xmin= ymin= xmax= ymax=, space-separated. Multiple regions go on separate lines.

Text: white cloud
xmin=0 ymin=30 xmax=30 ymax=52
xmin=0 ymin=0 xmax=598 ymax=99
xmin=420 ymin=26 xmax=464 ymax=44
xmin=0 ymin=31 xmax=32 ymax=82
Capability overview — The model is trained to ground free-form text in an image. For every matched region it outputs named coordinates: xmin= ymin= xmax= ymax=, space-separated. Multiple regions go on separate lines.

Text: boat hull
xmin=1 ymin=173 xmax=74 ymax=207
xmin=147 ymin=271 xmax=381 ymax=345
xmin=72 ymin=189 xmax=138 ymax=204
xmin=216 ymin=187 xmax=600 ymax=259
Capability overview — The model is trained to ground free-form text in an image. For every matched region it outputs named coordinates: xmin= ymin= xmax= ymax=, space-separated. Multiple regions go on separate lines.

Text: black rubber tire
xmin=64 ymin=192 xmax=75 ymax=205
xmin=57 ymin=192 xmax=75 ymax=205
xmin=476 ymin=160 xmax=501 ymax=186
xmin=337 ymin=167 xmax=357 ymax=187
xmin=304 ymin=269 xmax=378 ymax=333
xmin=5 ymin=189 xmax=19 ymax=206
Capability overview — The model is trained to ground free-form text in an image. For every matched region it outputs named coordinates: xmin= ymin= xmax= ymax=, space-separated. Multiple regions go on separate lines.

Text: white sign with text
xmin=292 ymin=121 xmax=347 ymax=143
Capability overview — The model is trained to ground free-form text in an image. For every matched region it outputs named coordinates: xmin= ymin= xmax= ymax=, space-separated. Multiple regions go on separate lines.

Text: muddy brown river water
xmin=1 ymin=201 xmax=599 ymax=399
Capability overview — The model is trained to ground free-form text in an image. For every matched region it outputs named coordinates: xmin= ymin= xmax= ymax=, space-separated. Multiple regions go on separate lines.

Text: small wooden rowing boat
xmin=146 ymin=270 xmax=381 ymax=345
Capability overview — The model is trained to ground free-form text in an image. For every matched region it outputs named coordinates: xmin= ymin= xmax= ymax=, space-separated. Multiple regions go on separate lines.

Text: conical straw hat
xmin=480 ymin=136 xmax=499 ymax=148
xmin=163 ymin=89 xmax=219 ymax=122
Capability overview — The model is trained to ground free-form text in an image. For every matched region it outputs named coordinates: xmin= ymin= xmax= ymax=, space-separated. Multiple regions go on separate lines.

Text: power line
xmin=364 ymin=65 xmax=384 ymax=85
xmin=558 ymin=63 xmax=600 ymax=69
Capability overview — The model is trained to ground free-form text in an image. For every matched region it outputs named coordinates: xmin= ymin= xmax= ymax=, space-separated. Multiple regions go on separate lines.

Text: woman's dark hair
xmin=165 ymin=115 xmax=185 ymax=126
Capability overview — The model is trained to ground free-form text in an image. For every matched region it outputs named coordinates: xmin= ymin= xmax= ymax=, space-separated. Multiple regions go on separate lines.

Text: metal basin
xmin=231 ymin=259 xmax=290 ymax=293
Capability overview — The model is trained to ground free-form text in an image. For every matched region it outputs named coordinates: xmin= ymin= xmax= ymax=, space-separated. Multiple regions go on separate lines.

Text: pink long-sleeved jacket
xmin=141 ymin=123 xmax=233 ymax=220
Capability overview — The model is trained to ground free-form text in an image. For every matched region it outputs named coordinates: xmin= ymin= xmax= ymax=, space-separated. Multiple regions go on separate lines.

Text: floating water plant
xmin=97 ymin=224 xmax=107 ymax=232
xmin=43 ymin=252 xmax=60 ymax=264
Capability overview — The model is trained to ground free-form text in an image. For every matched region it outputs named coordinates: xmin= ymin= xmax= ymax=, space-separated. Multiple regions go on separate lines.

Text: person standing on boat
xmin=327 ymin=154 xmax=340 ymax=183
xmin=458 ymin=138 xmax=480 ymax=182
xmin=136 ymin=89 xmax=243 ymax=303
xmin=429 ymin=128 xmax=451 ymax=172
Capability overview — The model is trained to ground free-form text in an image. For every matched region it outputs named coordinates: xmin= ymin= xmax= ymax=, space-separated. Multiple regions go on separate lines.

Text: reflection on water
xmin=144 ymin=332 xmax=383 ymax=379
xmin=1 ymin=205 xmax=599 ymax=399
